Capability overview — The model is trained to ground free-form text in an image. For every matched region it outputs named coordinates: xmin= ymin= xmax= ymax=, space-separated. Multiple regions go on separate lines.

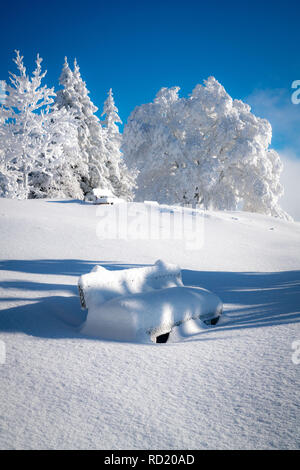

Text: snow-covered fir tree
xmin=56 ymin=57 xmax=101 ymax=194
xmin=123 ymin=77 xmax=290 ymax=219
xmin=101 ymin=88 xmax=122 ymax=132
xmin=101 ymin=88 xmax=136 ymax=200
xmin=56 ymin=60 xmax=135 ymax=200
xmin=0 ymin=51 xmax=83 ymax=199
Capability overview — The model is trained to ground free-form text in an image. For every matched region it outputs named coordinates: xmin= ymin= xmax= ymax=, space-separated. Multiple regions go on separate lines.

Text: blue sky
xmin=1 ymin=0 xmax=300 ymax=216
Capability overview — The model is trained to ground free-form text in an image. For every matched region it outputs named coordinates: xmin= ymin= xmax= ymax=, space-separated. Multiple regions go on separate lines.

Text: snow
xmin=0 ymin=198 xmax=299 ymax=449
xmin=92 ymin=188 xmax=115 ymax=198
xmin=79 ymin=260 xmax=182 ymax=308
xmin=79 ymin=260 xmax=222 ymax=342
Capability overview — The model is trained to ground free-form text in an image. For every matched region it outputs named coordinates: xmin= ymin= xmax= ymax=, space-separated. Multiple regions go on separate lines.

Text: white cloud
xmin=279 ymin=150 xmax=300 ymax=221
xmin=246 ymin=88 xmax=300 ymax=221
xmin=246 ymin=87 xmax=300 ymax=149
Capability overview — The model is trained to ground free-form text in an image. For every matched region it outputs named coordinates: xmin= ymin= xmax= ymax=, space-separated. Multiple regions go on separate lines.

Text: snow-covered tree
xmin=123 ymin=77 xmax=290 ymax=219
xmin=56 ymin=58 xmax=113 ymax=195
xmin=28 ymin=109 xmax=84 ymax=199
xmin=101 ymin=88 xmax=136 ymax=200
xmin=101 ymin=88 xmax=122 ymax=132
xmin=0 ymin=51 xmax=83 ymax=199
xmin=56 ymin=61 xmax=135 ymax=200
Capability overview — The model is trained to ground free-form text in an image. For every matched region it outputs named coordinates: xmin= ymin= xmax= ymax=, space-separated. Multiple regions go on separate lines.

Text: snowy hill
xmin=0 ymin=198 xmax=299 ymax=449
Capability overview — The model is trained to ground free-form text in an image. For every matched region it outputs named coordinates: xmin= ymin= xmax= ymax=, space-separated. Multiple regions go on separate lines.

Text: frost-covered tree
xmin=123 ymin=77 xmax=290 ymax=219
xmin=101 ymin=88 xmax=136 ymax=200
xmin=101 ymin=88 xmax=122 ymax=132
xmin=57 ymin=60 xmax=135 ymax=200
xmin=0 ymin=51 xmax=83 ymax=199
xmin=56 ymin=58 xmax=113 ymax=195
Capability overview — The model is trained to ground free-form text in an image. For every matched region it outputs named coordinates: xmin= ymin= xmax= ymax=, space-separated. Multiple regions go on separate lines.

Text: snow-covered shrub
xmin=123 ymin=77 xmax=290 ymax=219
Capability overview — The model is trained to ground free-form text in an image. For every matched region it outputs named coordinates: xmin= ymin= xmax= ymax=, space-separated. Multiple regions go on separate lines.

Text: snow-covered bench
xmin=84 ymin=188 xmax=125 ymax=205
xmin=78 ymin=260 xmax=223 ymax=343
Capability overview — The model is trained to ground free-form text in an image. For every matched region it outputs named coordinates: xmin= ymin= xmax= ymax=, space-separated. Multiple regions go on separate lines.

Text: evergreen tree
xmin=101 ymin=88 xmax=122 ymax=132
xmin=101 ymin=88 xmax=136 ymax=200
xmin=57 ymin=61 xmax=136 ymax=199
xmin=0 ymin=51 xmax=81 ymax=199
xmin=56 ymin=58 xmax=113 ymax=195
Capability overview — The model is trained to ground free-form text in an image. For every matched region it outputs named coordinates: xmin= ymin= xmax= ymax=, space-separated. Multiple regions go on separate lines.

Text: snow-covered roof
xmin=92 ymin=188 xmax=115 ymax=198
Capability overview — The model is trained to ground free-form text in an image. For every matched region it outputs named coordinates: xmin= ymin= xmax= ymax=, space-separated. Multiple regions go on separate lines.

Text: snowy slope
xmin=0 ymin=198 xmax=299 ymax=449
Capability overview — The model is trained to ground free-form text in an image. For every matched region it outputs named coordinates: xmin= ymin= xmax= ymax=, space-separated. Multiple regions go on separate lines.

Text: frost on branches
xmin=123 ymin=77 xmax=290 ymax=219
xmin=56 ymin=60 xmax=135 ymax=200
xmin=101 ymin=89 xmax=137 ymax=200
xmin=0 ymin=51 xmax=83 ymax=199
xmin=0 ymin=52 xmax=135 ymax=201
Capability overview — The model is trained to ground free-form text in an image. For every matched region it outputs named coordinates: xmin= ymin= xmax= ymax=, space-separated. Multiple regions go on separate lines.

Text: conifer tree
xmin=0 ymin=51 xmax=81 ymax=199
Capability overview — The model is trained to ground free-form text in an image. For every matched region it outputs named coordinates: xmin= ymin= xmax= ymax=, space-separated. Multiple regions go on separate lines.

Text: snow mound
xmin=79 ymin=260 xmax=223 ymax=343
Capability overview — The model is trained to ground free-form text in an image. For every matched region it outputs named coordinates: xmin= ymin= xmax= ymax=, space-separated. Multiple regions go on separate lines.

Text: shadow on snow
xmin=0 ymin=258 xmax=299 ymax=340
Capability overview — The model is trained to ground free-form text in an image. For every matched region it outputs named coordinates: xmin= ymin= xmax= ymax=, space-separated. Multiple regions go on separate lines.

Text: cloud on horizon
xmin=279 ymin=151 xmax=300 ymax=222
xmin=246 ymin=87 xmax=300 ymax=221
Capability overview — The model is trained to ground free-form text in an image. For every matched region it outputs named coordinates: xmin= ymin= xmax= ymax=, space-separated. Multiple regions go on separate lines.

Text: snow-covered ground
xmin=0 ymin=198 xmax=299 ymax=449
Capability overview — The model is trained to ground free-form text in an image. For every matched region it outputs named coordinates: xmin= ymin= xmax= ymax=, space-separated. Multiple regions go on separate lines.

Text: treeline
xmin=0 ymin=51 xmax=135 ymax=200
xmin=0 ymin=52 xmax=290 ymax=219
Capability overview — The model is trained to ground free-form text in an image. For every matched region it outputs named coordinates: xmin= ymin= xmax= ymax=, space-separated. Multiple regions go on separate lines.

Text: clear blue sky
xmin=1 ymin=0 xmax=300 ymax=149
